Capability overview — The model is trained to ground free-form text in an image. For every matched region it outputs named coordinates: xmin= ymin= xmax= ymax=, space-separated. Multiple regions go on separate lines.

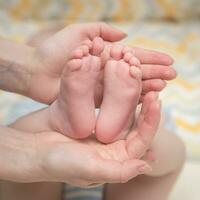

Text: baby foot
xmin=50 ymin=37 xmax=104 ymax=138
xmin=96 ymin=44 xmax=142 ymax=143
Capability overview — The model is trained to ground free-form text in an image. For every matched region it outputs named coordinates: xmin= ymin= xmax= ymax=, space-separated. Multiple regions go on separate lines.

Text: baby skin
xmin=49 ymin=37 xmax=142 ymax=143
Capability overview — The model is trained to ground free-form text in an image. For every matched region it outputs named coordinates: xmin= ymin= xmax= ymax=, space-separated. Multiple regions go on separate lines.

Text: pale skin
xmin=0 ymin=91 xmax=161 ymax=200
xmin=0 ymin=95 xmax=185 ymax=200
xmin=0 ymin=22 xmax=183 ymax=199
xmin=95 ymin=43 xmax=142 ymax=143
xmin=49 ymin=37 xmax=143 ymax=142
xmin=0 ymin=22 xmax=176 ymax=107
xmin=0 ymin=22 xmax=176 ymax=141
xmin=26 ymin=26 xmax=176 ymax=143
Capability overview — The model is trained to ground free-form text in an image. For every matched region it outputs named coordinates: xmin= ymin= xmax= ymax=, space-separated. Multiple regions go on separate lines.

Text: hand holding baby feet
xmin=126 ymin=92 xmax=161 ymax=159
xmin=96 ymin=43 xmax=176 ymax=107
xmin=96 ymin=44 xmax=142 ymax=143
xmin=49 ymin=37 xmax=104 ymax=139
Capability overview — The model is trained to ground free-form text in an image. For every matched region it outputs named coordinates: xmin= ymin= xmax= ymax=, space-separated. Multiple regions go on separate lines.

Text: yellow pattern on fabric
xmin=86 ymin=0 xmax=102 ymax=21
xmin=64 ymin=0 xmax=83 ymax=22
xmin=175 ymin=119 xmax=200 ymax=134
xmin=174 ymin=79 xmax=200 ymax=91
xmin=157 ymin=0 xmax=179 ymax=19
xmin=111 ymin=0 xmax=130 ymax=21
xmin=10 ymin=0 xmax=32 ymax=20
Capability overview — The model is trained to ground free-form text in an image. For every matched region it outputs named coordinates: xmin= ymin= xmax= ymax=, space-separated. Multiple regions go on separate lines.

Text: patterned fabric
xmin=0 ymin=22 xmax=200 ymax=200
xmin=0 ymin=0 xmax=200 ymax=23
xmin=0 ymin=1 xmax=200 ymax=200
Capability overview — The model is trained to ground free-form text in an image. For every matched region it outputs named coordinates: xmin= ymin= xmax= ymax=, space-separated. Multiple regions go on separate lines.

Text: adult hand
xmin=2 ymin=92 xmax=160 ymax=187
xmin=28 ymin=22 xmax=126 ymax=104
xmin=35 ymin=92 xmax=161 ymax=187
xmin=28 ymin=22 xmax=176 ymax=106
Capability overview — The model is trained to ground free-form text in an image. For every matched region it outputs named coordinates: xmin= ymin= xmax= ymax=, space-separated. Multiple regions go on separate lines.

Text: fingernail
xmin=160 ymin=80 xmax=167 ymax=89
xmin=165 ymin=69 xmax=177 ymax=79
xmin=172 ymin=69 xmax=177 ymax=78
xmin=123 ymin=33 xmax=128 ymax=37
xmin=165 ymin=55 xmax=174 ymax=65
xmin=137 ymin=164 xmax=152 ymax=174
xmin=170 ymin=56 xmax=174 ymax=63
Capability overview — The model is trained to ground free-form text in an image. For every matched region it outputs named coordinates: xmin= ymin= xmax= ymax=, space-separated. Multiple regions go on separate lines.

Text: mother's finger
xmin=142 ymin=149 xmax=157 ymax=162
xmin=137 ymin=99 xmax=161 ymax=146
xmin=82 ymin=22 xmax=127 ymax=42
xmin=141 ymin=64 xmax=177 ymax=80
xmin=132 ymin=47 xmax=174 ymax=65
xmin=94 ymin=158 xmax=152 ymax=183
xmin=127 ymin=93 xmax=161 ymax=158
xmin=142 ymin=79 xmax=166 ymax=94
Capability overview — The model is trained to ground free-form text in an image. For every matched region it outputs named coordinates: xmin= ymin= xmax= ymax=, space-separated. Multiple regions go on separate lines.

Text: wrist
xmin=5 ymin=109 xmax=62 ymax=182
xmin=0 ymin=38 xmax=40 ymax=97
xmin=0 ymin=125 xmax=43 ymax=182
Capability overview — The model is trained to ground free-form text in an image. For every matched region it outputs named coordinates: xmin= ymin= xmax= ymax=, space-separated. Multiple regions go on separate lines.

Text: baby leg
xmin=96 ymin=44 xmax=142 ymax=143
xmin=50 ymin=37 xmax=103 ymax=139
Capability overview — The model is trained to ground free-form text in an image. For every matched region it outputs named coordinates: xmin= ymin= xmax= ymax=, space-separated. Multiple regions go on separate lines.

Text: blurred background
xmin=0 ymin=0 xmax=200 ymax=199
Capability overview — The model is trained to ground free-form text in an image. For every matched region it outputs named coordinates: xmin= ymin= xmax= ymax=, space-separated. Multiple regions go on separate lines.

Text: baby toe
xmin=81 ymin=45 xmax=89 ymax=56
xmin=129 ymin=56 xmax=140 ymax=67
xmin=110 ymin=44 xmax=124 ymax=60
xmin=71 ymin=48 xmax=84 ymax=59
xmin=122 ymin=46 xmax=132 ymax=54
xmin=91 ymin=37 xmax=104 ymax=56
xmin=67 ymin=59 xmax=82 ymax=71
xmin=82 ymin=39 xmax=93 ymax=49
xmin=123 ymin=52 xmax=133 ymax=63
xmin=130 ymin=66 xmax=142 ymax=81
